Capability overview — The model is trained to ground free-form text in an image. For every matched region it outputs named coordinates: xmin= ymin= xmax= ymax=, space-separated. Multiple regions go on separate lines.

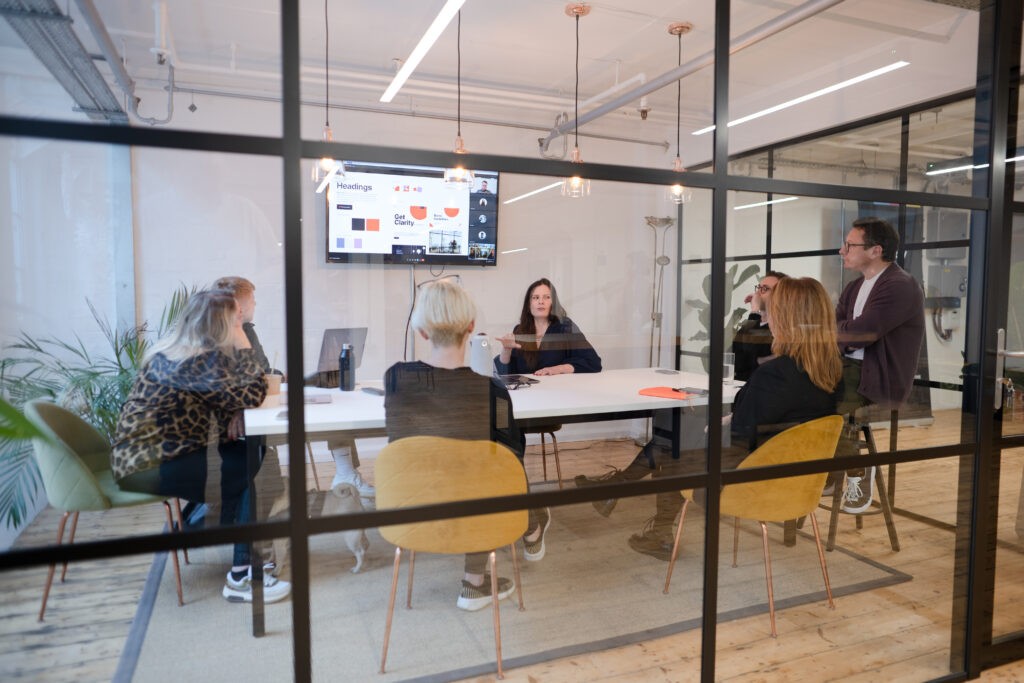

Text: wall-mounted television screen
xmin=325 ymin=161 xmax=499 ymax=266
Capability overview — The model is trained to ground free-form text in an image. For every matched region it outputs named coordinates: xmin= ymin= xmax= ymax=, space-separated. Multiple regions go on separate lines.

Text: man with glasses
xmin=733 ymin=270 xmax=787 ymax=382
xmin=835 ymin=217 xmax=925 ymax=513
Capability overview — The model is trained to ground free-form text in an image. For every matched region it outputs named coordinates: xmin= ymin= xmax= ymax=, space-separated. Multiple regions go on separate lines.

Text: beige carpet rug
xmin=127 ymin=493 xmax=909 ymax=682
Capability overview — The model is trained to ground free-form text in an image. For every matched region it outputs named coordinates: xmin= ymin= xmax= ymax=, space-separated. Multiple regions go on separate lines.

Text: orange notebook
xmin=638 ymin=386 xmax=694 ymax=400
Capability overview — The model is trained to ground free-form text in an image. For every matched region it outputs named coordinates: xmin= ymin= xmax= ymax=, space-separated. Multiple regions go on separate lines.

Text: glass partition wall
xmin=0 ymin=1 xmax=1020 ymax=681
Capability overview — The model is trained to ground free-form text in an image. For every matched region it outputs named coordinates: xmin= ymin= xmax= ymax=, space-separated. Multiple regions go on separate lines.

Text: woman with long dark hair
xmin=495 ymin=278 xmax=601 ymax=376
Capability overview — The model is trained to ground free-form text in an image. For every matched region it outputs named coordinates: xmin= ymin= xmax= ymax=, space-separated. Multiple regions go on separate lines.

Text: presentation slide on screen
xmin=327 ymin=167 xmax=497 ymax=262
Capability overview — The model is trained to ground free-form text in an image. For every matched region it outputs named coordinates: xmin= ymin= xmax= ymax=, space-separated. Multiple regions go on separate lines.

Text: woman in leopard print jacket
xmin=112 ymin=288 xmax=289 ymax=603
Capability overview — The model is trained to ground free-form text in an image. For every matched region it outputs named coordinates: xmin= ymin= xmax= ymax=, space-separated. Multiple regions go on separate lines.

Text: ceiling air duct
xmin=0 ymin=0 xmax=127 ymax=123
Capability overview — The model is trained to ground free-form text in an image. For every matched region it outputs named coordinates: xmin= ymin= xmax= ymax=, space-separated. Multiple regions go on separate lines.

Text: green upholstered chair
xmin=664 ymin=414 xmax=844 ymax=637
xmin=23 ymin=400 xmax=185 ymax=621
xmin=375 ymin=436 xmax=529 ymax=679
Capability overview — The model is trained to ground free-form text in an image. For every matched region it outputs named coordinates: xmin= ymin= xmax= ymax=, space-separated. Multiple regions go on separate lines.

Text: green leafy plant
xmin=685 ymin=264 xmax=762 ymax=372
xmin=0 ymin=286 xmax=193 ymax=530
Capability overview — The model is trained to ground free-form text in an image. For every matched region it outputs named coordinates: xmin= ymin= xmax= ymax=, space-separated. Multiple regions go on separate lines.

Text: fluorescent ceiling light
xmin=502 ymin=181 xmax=562 ymax=205
xmin=925 ymin=155 xmax=1024 ymax=176
xmin=692 ymin=61 xmax=910 ymax=136
xmin=501 ymin=247 xmax=528 ymax=254
xmin=380 ymin=0 xmax=467 ymax=103
xmin=925 ymin=162 xmax=987 ymax=176
xmin=734 ymin=196 xmax=799 ymax=211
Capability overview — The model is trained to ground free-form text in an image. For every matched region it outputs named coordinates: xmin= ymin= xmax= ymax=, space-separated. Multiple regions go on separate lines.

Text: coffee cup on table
xmin=265 ymin=374 xmax=282 ymax=395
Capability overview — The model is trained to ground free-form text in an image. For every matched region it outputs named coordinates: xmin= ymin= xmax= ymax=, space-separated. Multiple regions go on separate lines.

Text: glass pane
xmin=296 ymin=3 xmax=714 ymax=175
xmin=728 ymin=0 xmax=978 ymax=194
xmin=994 ymin=446 xmax=1024 ymax=639
xmin=295 ymin=174 xmax=710 ymax=676
xmin=908 ymin=98 xmax=977 ymax=196
xmin=0 ymin=2 xmax=282 ymax=134
xmin=714 ymin=453 xmax=960 ymax=678
xmin=770 ymin=119 xmax=904 ymax=191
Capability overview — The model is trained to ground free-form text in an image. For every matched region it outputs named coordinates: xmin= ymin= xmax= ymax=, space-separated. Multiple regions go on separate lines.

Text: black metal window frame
xmin=0 ymin=1 xmax=1019 ymax=680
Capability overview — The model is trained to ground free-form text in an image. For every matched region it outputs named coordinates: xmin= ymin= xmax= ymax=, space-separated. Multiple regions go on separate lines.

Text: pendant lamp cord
xmin=675 ymin=32 xmax=681 ymax=159
xmin=457 ymin=11 xmax=462 ymax=138
xmin=324 ymin=0 xmax=330 ymax=130
xmin=574 ymin=13 xmax=580 ymax=149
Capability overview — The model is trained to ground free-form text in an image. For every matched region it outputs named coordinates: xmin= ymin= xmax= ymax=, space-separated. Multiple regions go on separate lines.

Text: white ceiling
xmin=0 ymin=0 xmax=984 ymax=165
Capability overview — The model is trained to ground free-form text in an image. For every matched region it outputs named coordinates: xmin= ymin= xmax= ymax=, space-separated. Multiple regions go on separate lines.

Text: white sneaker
xmin=223 ymin=568 xmax=291 ymax=603
xmin=840 ymin=467 xmax=875 ymax=514
xmin=331 ymin=469 xmax=376 ymax=498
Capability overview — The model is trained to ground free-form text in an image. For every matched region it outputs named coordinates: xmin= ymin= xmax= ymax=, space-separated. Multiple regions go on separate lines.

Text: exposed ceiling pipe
xmin=72 ymin=0 xmax=134 ymax=96
xmin=74 ymin=0 xmax=174 ymax=124
xmin=539 ymin=0 xmax=844 ymax=152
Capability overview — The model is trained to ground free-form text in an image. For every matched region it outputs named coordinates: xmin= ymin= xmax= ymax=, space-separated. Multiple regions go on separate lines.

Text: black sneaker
xmin=627 ymin=518 xmax=675 ymax=561
xmin=840 ymin=467 xmax=875 ymax=514
xmin=456 ymin=576 xmax=514 ymax=611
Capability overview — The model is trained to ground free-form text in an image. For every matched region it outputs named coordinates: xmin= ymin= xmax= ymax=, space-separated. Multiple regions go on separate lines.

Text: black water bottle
xmin=338 ymin=343 xmax=355 ymax=391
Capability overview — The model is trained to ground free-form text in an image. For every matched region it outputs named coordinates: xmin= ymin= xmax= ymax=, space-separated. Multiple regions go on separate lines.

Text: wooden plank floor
xmin=3 ymin=412 xmax=1024 ymax=682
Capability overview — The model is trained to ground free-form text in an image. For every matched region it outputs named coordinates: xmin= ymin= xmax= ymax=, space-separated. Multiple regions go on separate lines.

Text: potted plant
xmin=685 ymin=264 xmax=761 ymax=372
xmin=0 ymin=287 xmax=192 ymax=534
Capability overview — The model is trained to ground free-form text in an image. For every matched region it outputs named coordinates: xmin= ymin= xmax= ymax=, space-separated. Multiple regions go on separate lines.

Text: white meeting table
xmin=245 ymin=367 xmax=738 ymax=438
xmin=242 ymin=367 xmax=740 ymax=635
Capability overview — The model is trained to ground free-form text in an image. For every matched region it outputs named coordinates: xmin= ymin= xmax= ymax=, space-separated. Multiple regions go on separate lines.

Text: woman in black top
xmin=495 ymin=278 xmax=601 ymax=376
xmin=628 ymin=277 xmax=844 ymax=560
xmin=384 ymin=278 xmax=548 ymax=612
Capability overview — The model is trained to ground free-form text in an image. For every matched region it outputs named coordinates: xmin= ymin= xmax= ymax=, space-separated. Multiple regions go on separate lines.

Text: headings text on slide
xmin=327 ymin=168 xmax=497 ymax=263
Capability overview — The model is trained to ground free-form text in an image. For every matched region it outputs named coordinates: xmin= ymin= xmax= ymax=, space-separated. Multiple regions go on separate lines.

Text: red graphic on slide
xmin=443 ymin=207 xmax=460 ymax=218
xmin=410 ymin=206 xmax=428 ymax=220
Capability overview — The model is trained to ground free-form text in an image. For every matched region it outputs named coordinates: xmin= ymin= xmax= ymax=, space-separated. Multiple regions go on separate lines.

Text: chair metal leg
xmin=759 ymin=521 xmax=777 ymax=638
xmin=860 ymin=424 xmax=900 ymax=551
xmin=663 ymin=498 xmax=690 ymax=594
xmin=539 ymin=433 xmax=548 ymax=482
xmin=873 ymin=465 xmax=901 ymax=551
xmin=162 ymin=502 xmax=184 ymax=606
xmin=60 ymin=511 xmax=79 ymax=583
xmin=173 ymin=498 xmax=190 ymax=564
xmin=405 ymin=550 xmax=416 ymax=609
xmin=826 ymin=471 xmax=843 ymax=551
xmin=39 ymin=511 xmax=71 ymax=622
xmin=489 ymin=551 xmax=504 ymax=679
xmin=306 ymin=442 xmax=321 ymax=491
xmin=509 ymin=543 xmax=525 ymax=611
xmin=548 ymin=431 xmax=563 ymax=489
xmin=380 ymin=547 xmax=402 ymax=674
xmin=808 ymin=511 xmax=835 ymax=609
xmin=732 ymin=517 xmax=740 ymax=568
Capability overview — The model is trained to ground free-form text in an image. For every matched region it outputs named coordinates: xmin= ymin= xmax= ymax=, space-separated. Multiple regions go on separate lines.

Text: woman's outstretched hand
xmin=535 ymin=364 xmax=574 ymax=376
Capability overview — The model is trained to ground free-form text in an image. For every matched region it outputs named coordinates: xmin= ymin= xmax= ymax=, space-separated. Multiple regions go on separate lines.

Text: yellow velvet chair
xmin=375 ymin=436 xmax=529 ymax=679
xmin=24 ymin=400 xmax=185 ymax=620
xmin=664 ymin=414 xmax=844 ymax=637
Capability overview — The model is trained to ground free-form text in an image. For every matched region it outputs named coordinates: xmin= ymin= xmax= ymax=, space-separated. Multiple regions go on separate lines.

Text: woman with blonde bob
xmin=628 ymin=276 xmax=845 ymax=560
xmin=384 ymin=278 xmax=550 ymax=612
